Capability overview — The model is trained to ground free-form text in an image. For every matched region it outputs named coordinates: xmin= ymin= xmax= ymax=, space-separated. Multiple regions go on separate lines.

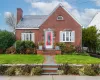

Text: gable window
xmin=21 ymin=33 xmax=35 ymax=42
xmin=60 ymin=31 xmax=75 ymax=42
xmin=57 ymin=16 xmax=64 ymax=20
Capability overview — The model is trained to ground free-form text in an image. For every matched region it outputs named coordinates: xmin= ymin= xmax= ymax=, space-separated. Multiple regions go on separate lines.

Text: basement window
xmin=57 ymin=16 xmax=64 ymax=20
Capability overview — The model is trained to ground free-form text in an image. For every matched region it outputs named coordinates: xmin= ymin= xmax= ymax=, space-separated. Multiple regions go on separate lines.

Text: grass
xmin=55 ymin=55 xmax=100 ymax=64
xmin=0 ymin=54 xmax=44 ymax=64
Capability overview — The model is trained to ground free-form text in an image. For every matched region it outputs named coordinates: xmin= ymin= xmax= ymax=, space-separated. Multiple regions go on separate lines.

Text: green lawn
xmin=55 ymin=55 xmax=100 ymax=64
xmin=0 ymin=54 xmax=44 ymax=64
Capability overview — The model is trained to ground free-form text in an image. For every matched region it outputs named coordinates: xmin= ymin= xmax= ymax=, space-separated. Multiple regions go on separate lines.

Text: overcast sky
xmin=0 ymin=0 xmax=100 ymax=31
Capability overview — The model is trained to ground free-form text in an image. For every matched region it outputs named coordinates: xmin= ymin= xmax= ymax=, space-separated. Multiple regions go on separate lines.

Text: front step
xmin=43 ymin=50 xmax=56 ymax=55
xmin=42 ymin=72 xmax=58 ymax=75
xmin=42 ymin=64 xmax=58 ymax=75
xmin=43 ymin=68 xmax=58 ymax=70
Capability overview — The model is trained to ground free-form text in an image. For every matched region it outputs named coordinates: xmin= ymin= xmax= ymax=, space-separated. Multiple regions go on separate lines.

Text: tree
xmin=82 ymin=26 xmax=99 ymax=52
xmin=5 ymin=12 xmax=16 ymax=33
xmin=0 ymin=30 xmax=16 ymax=52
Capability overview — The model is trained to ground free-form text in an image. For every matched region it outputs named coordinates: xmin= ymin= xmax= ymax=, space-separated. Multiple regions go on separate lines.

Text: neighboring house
xmin=88 ymin=12 xmax=100 ymax=30
xmin=15 ymin=4 xmax=82 ymax=51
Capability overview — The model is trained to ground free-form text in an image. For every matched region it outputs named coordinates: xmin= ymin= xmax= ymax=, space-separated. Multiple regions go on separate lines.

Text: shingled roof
xmin=16 ymin=4 xmax=82 ymax=29
xmin=16 ymin=15 xmax=48 ymax=28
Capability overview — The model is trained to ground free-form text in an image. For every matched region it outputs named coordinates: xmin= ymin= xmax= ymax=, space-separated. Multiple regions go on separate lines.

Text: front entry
xmin=45 ymin=31 xmax=53 ymax=49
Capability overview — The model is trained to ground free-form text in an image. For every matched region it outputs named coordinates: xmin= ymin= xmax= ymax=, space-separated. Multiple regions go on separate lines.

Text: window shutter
xmin=71 ymin=31 xmax=75 ymax=42
xmin=31 ymin=33 xmax=35 ymax=42
xmin=60 ymin=31 xmax=63 ymax=42
xmin=21 ymin=33 xmax=24 ymax=41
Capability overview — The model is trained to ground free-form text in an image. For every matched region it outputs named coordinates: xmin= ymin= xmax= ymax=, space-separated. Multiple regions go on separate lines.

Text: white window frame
xmin=21 ymin=33 xmax=35 ymax=42
xmin=57 ymin=16 xmax=64 ymax=20
xmin=60 ymin=31 xmax=75 ymax=42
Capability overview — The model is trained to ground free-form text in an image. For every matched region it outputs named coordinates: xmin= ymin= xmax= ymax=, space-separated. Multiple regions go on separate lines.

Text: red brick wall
xmin=39 ymin=6 xmax=82 ymax=46
xmin=17 ymin=8 xmax=23 ymax=24
xmin=16 ymin=6 xmax=82 ymax=47
xmin=15 ymin=29 xmax=39 ymax=44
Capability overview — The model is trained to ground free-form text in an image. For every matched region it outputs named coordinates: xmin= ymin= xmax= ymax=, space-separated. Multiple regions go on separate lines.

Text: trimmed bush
xmin=0 ymin=65 xmax=8 ymax=75
xmin=15 ymin=67 xmax=23 ymax=76
xmin=83 ymin=65 xmax=96 ymax=76
xmin=6 ymin=46 xmax=16 ymax=54
xmin=59 ymin=64 xmax=100 ymax=76
xmin=30 ymin=66 xmax=43 ymax=75
xmin=56 ymin=42 xmax=66 ymax=53
xmin=15 ymin=40 xmax=35 ymax=54
xmin=58 ymin=64 xmax=70 ymax=74
xmin=0 ymin=30 xmax=15 ymax=52
xmin=59 ymin=64 xmax=79 ymax=75
xmin=79 ymin=64 xmax=100 ymax=76
xmin=68 ymin=66 xmax=79 ymax=75
xmin=5 ymin=66 xmax=16 ymax=76
xmin=26 ymin=48 xmax=34 ymax=54
xmin=56 ymin=42 xmax=75 ymax=54
xmin=91 ymin=64 xmax=100 ymax=75
xmin=21 ymin=65 xmax=32 ymax=76
xmin=57 ymin=70 xmax=64 ymax=75
xmin=0 ymin=65 xmax=43 ymax=76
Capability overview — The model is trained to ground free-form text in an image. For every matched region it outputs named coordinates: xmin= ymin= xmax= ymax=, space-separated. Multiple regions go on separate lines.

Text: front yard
xmin=0 ymin=54 xmax=44 ymax=64
xmin=55 ymin=55 xmax=100 ymax=64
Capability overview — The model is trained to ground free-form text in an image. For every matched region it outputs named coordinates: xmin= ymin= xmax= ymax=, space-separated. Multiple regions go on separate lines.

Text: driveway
xmin=1 ymin=75 xmax=100 ymax=80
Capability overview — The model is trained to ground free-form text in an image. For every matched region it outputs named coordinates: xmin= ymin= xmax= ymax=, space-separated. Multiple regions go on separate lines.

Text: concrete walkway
xmin=44 ymin=55 xmax=56 ymax=64
xmin=0 ymin=76 xmax=100 ymax=80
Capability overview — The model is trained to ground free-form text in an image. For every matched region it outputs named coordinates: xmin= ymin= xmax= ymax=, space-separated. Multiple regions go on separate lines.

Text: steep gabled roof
xmin=40 ymin=3 xmax=82 ymax=27
xmin=16 ymin=15 xmax=48 ymax=28
xmin=16 ymin=4 xmax=82 ymax=29
xmin=88 ymin=12 xmax=100 ymax=29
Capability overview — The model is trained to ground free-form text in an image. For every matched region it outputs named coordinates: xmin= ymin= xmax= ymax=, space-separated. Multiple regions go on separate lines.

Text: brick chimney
xmin=17 ymin=8 xmax=23 ymax=24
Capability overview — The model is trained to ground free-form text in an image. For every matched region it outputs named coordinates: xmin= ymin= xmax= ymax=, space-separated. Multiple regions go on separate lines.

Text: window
xmin=21 ymin=33 xmax=35 ymax=42
xmin=60 ymin=31 xmax=75 ymax=42
xmin=57 ymin=16 xmax=64 ymax=20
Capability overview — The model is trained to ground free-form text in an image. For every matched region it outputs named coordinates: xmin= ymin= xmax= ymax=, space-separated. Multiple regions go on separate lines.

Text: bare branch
xmin=5 ymin=12 xmax=16 ymax=32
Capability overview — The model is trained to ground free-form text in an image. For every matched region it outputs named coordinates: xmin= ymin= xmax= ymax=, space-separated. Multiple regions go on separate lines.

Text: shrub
xmin=57 ymin=70 xmax=64 ymax=75
xmin=75 ymin=46 xmax=82 ymax=53
xmin=57 ymin=42 xmax=75 ymax=54
xmin=79 ymin=65 xmax=100 ymax=76
xmin=5 ymin=66 xmax=16 ymax=76
xmin=15 ymin=67 xmax=23 ymax=76
xmin=83 ymin=65 xmax=97 ymax=76
xmin=68 ymin=66 xmax=79 ymax=75
xmin=91 ymin=64 xmax=100 ymax=75
xmin=66 ymin=44 xmax=75 ymax=53
xmin=79 ymin=67 xmax=85 ymax=76
xmin=6 ymin=46 xmax=16 ymax=54
xmin=0 ymin=49 xmax=3 ymax=54
xmin=58 ymin=64 xmax=70 ymax=74
xmin=15 ymin=41 xmax=35 ymax=54
xmin=26 ymin=48 xmax=34 ymax=54
xmin=0 ymin=65 xmax=8 ymax=75
xmin=59 ymin=64 xmax=79 ymax=75
xmin=0 ymin=30 xmax=15 ymax=52
xmin=57 ymin=42 xmax=66 ymax=53
xmin=21 ymin=65 xmax=32 ymax=76
xmin=30 ymin=66 xmax=43 ymax=75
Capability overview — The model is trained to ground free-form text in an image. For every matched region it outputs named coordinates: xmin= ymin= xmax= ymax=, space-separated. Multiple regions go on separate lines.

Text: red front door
xmin=45 ymin=31 xmax=53 ymax=49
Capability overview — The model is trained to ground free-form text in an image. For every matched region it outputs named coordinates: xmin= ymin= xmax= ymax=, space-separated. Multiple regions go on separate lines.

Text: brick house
xmin=15 ymin=4 xmax=82 ymax=54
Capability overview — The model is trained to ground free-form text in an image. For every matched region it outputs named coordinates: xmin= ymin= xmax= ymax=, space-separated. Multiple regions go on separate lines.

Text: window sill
xmin=60 ymin=41 xmax=74 ymax=42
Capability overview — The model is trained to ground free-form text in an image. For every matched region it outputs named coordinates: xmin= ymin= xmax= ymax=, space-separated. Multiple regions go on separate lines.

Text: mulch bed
xmin=89 ymin=53 xmax=100 ymax=58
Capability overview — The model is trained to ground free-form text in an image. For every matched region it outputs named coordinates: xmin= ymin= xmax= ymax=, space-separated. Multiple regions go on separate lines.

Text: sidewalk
xmin=1 ymin=75 xmax=100 ymax=80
